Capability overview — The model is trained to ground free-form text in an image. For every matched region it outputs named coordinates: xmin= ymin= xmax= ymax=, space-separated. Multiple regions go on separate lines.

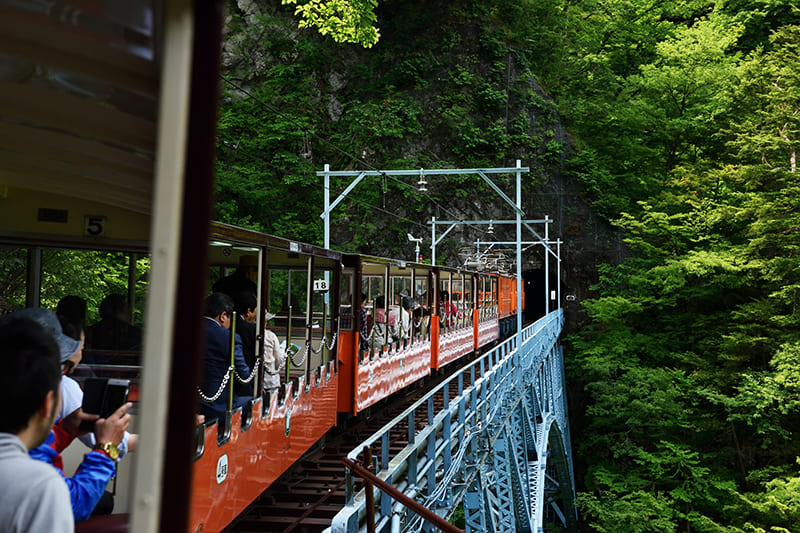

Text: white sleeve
xmin=59 ymin=375 xmax=83 ymax=419
xmin=78 ymin=431 xmax=130 ymax=458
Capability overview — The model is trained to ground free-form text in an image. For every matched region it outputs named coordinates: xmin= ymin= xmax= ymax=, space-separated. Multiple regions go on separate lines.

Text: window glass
xmin=340 ymin=271 xmax=354 ymax=317
xmin=0 ymin=246 xmax=28 ymax=312
xmin=361 ymin=274 xmax=386 ymax=352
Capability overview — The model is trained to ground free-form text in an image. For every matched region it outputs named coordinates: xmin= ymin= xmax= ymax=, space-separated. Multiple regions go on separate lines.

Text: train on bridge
xmin=0 ymin=2 xmax=531 ymax=531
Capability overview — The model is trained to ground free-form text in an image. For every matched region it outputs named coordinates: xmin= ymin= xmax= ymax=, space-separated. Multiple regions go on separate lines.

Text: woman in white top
xmin=261 ymin=310 xmax=286 ymax=394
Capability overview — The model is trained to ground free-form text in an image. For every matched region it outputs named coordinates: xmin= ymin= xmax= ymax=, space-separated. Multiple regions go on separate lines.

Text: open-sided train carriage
xmin=192 ymin=223 xmax=342 ymax=532
xmin=337 ymin=254 xmax=434 ymax=415
xmin=336 ymin=254 xmax=506 ymax=416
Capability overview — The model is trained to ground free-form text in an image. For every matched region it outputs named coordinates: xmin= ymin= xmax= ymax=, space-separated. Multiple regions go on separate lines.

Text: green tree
xmin=728 ymin=25 xmax=800 ymax=172
xmin=282 ymin=0 xmax=380 ymax=47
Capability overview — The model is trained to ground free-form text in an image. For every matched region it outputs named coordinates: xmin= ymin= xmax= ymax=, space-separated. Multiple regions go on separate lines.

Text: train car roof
xmin=343 ymin=252 xmax=508 ymax=278
xmin=210 ymin=221 xmax=341 ymax=262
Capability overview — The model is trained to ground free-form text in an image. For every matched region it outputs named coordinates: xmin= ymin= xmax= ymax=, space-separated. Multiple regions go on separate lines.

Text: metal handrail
xmin=343 ymin=448 xmax=464 ymax=533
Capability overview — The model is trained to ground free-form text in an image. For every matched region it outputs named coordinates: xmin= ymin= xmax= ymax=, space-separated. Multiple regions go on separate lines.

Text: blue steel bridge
xmin=328 ymin=310 xmax=577 ymax=533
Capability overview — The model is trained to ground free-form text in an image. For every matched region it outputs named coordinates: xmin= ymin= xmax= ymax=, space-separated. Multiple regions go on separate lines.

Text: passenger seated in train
xmin=371 ymin=295 xmax=399 ymax=348
xmin=232 ymin=291 xmax=258 ymax=399
xmin=86 ymin=294 xmax=142 ymax=352
xmin=55 ymin=311 xmax=139 ymax=516
xmin=359 ymin=293 xmax=371 ymax=353
xmin=401 ymin=294 xmax=420 ymax=340
xmin=261 ymin=309 xmax=286 ymax=395
xmin=212 ymin=255 xmax=258 ymax=298
xmin=6 ymin=308 xmax=132 ymax=523
xmin=56 ymin=295 xmax=87 ymax=339
xmin=412 ymin=290 xmax=430 ymax=336
xmin=394 ymin=291 xmax=412 ymax=342
xmin=55 ymin=295 xmax=87 ymax=369
xmin=198 ymin=293 xmax=253 ymax=423
xmin=0 ymin=313 xmax=73 ymax=531
xmin=439 ymin=291 xmax=459 ymax=328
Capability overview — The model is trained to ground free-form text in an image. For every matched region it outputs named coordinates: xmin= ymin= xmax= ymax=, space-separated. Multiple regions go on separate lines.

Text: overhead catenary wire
xmin=218 ymin=137 xmax=429 ymax=231
xmin=219 ymin=75 xmax=498 ymax=238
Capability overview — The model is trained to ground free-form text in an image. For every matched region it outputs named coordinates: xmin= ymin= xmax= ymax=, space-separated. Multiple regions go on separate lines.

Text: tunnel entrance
xmin=523 ymin=269 xmax=547 ymax=323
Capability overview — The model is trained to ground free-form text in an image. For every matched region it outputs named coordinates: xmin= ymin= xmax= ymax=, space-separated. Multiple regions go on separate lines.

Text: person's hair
xmin=206 ymin=292 xmax=234 ymax=319
xmin=59 ymin=315 xmax=84 ymax=341
xmin=57 ymin=295 xmax=86 ymax=340
xmin=0 ymin=319 xmax=61 ymax=434
xmin=99 ymin=294 xmax=126 ymax=320
xmin=56 ymin=295 xmax=86 ymax=322
xmin=375 ymin=295 xmax=386 ymax=309
xmin=234 ymin=291 xmax=257 ymax=316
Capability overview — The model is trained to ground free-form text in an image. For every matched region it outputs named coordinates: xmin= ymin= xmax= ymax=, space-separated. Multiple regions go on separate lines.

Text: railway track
xmin=224 ymin=353 xmax=477 ymax=533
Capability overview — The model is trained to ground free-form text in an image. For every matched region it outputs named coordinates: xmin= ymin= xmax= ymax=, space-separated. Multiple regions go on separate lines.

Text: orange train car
xmin=190 ymin=224 xmax=343 ymax=532
xmin=336 ymin=254 xmax=436 ymax=415
xmin=336 ymin=256 xmax=507 ymax=415
xmin=497 ymin=272 xmax=525 ymax=338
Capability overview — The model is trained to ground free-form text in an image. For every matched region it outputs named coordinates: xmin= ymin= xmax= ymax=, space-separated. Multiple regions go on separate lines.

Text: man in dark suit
xmin=232 ymin=291 xmax=258 ymax=398
xmin=198 ymin=293 xmax=252 ymax=423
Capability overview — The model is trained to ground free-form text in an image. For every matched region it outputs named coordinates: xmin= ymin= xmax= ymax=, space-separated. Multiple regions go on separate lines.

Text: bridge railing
xmin=329 ymin=310 xmax=565 ymax=533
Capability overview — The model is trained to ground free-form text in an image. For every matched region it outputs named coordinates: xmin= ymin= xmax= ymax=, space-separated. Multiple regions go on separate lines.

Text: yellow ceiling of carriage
xmin=0 ymin=1 xmax=158 ymax=243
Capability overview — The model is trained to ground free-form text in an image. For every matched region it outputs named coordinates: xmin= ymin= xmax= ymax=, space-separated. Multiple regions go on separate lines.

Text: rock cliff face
xmin=221 ymin=0 xmax=621 ymax=331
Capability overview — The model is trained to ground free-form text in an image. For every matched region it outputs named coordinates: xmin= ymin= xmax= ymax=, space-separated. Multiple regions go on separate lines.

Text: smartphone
xmin=81 ymin=378 xmax=130 ymax=420
xmin=103 ymin=379 xmax=130 ymax=418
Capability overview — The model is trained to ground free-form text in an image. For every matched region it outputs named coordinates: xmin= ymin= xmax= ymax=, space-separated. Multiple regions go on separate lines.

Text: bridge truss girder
xmin=329 ymin=311 xmax=576 ymax=533
xmin=463 ymin=358 xmax=577 ymax=533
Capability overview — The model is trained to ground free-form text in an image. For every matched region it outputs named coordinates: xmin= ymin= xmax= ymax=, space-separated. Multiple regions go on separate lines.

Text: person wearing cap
xmin=0 ymin=315 xmax=74 ymax=532
xmin=57 ymin=313 xmax=139 ymax=516
xmin=10 ymin=308 xmax=132 ymax=523
xmin=261 ymin=308 xmax=285 ymax=395
xmin=212 ymin=255 xmax=259 ymax=299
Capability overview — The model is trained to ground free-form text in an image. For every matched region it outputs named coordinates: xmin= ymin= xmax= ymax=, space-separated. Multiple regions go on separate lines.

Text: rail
xmin=328 ymin=310 xmax=566 ymax=533
xmin=342 ymin=447 xmax=464 ymax=533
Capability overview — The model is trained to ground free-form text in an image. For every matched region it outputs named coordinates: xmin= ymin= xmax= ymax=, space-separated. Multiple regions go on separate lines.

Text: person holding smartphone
xmin=57 ymin=305 xmax=140 ymax=516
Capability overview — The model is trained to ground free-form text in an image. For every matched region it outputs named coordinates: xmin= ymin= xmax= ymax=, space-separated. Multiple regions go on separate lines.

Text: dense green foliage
xmin=548 ymin=4 xmax=800 ymax=531
xmin=217 ymin=0 xmax=800 ymax=530
xmin=0 ymin=248 xmax=149 ymax=325
xmin=216 ymin=0 xmax=564 ymax=261
xmin=282 ymin=0 xmax=380 ymax=47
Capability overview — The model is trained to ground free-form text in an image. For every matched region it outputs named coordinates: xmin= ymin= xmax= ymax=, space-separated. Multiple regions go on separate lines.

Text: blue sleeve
xmin=29 ymin=436 xmax=58 ymax=464
xmin=30 ymin=433 xmax=115 ymax=522
xmin=65 ymin=451 xmax=115 ymax=522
